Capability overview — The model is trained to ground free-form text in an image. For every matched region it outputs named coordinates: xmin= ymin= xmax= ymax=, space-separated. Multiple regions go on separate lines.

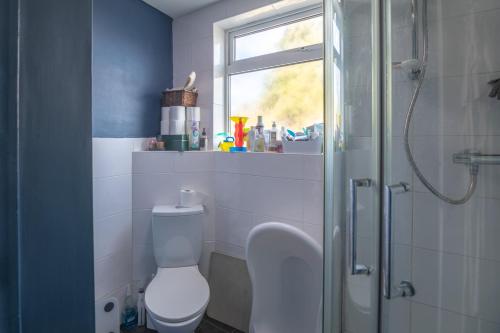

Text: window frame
xmin=224 ymin=5 xmax=324 ymax=132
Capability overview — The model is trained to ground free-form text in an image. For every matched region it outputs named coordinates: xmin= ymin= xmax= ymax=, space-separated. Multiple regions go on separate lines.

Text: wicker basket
xmin=162 ymin=89 xmax=198 ymax=107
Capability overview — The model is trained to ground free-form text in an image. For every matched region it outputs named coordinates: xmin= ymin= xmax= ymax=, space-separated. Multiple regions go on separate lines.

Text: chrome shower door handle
xmin=383 ymin=182 xmax=410 ymax=299
xmin=349 ymin=178 xmax=372 ymax=275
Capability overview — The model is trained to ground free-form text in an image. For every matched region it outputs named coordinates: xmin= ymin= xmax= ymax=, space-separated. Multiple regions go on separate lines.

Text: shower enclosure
xmin=323 ymin=0 xmax=500 ymax=332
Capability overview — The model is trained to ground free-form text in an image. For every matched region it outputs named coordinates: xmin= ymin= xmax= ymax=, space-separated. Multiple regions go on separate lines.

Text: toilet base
xmin=147 ymin=310 xmax=205 ymax=333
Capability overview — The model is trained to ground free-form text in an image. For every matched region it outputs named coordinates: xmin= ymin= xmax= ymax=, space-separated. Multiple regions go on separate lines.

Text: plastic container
xmin=162 ymin=135 xmax=189 ymax=152
xmin=282 ymin=139 xmax=322 ymax=154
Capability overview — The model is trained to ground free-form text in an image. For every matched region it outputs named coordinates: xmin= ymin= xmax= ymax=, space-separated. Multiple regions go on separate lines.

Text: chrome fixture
xmin=402 ymin=0 xmax=479 ymax=205
xmin=349 ymin=178 xmax=372 ymax=275
xmin=397 ymin=281 xmax=416 ymax=298
xmin=383 ymin=183 xmax=414 ymax=299
xmin=488 ymin=78 xmax=500 ymax=99
xmin=453 ymin=150 xmax=500 ymax=168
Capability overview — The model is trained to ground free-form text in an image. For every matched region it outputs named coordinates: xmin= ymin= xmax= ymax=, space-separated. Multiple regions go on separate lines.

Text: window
xmin=226 ymin=7 xmax=324 ymax=131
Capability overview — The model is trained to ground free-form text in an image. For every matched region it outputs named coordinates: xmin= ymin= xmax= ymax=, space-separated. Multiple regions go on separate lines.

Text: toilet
xmin=145 ymin=205 xmax=210 ymax=333
xmin=246 ymin=222 xmax=323 ymax=333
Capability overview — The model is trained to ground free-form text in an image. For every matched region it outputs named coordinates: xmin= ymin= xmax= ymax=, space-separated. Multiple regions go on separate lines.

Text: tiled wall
xmin=93 ymin=138 xmax=149 ymax=310
xmin=131 ymin=151 xmax=324 ymax=281
xmin=132 ymin=151 xmax=216 ymax=280
xmin=214 ymin=152 xmax=324 ymax=259
xmin=385 ymin=1 xmax=500 ymax=333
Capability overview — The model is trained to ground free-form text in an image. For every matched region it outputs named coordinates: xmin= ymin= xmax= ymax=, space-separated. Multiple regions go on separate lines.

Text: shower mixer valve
xmin=453 ymin=150 xmax=500 ymax=174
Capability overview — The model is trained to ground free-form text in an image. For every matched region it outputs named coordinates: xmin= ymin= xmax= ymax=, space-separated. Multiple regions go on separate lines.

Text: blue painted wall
xmin=18 ymin=0 xmax=94 ymax=332
xmin=0 ymin=0 xmax=19 ymax=331
xmin=93 ymin=0 xmax=173 ymax=138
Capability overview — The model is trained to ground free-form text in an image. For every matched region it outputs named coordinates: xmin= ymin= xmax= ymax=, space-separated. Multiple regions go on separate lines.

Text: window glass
xmin=230 ymin=60 xmax=323 ymax=130
xmin=234 ymin=16 xmax=323 ymax=61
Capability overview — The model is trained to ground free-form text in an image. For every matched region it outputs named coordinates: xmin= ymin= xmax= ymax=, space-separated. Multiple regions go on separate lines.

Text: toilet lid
xmin=145 ymin=266 xmax=210 ymax=323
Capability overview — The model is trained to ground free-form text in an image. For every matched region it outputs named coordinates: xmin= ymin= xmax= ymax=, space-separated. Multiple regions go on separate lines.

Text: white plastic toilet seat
xmin=145 ymin=266 xmax=209 ymax=324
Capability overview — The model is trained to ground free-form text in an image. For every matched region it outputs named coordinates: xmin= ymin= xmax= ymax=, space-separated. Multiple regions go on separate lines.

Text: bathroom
xmin=1 ymin=0 xmax=500 ymax=332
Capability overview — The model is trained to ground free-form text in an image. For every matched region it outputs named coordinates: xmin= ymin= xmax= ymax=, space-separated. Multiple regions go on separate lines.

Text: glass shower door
xmin=381 ymin=0 xmax=500 ymax=332
xmin=324 ymin=0 xmax=382 ymax=332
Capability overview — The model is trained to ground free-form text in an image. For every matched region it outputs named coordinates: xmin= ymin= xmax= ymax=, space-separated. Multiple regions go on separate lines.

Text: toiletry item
xmin=186 ymin=119 xmax=200 ymax=150
xmin=253 ymin=116 xmax=265 ymax=152
xmin=156 ymin=141 xmax=165 ymax=151
xmin=200 ymin=128 xmax=208 ymax=151
xmin=186 ymin=107 xmax=201 ymax=150
xmin=137 ymin=289 xmax=145 ymax=327
xmin=247 ymin=126 xmax=255 ymax=151
xmin=269 ymin=121 xmax=278 ymax=151
xmin=148 ymin=138 xmax=158 ymax=151
xmin=253 ymin=128 xmax=265 ymax=152
xmin=230 ymin=116 xmax=248 ymax=148
xmin=121 ymin=284 xmax=138 ymax=331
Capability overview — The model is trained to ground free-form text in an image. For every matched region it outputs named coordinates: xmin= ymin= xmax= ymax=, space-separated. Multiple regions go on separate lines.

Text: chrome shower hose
xmin=403 ymin=0 xmax=477 ymax=205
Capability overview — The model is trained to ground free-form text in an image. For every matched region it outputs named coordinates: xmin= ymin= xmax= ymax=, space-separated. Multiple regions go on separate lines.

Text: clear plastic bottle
xmin=269 ymin=121 xmax=278 ymax=152
xmin=121 ymin=284 xmax=138 ymax=331
xmin=253 ymin=116 xmax=265 ymax=152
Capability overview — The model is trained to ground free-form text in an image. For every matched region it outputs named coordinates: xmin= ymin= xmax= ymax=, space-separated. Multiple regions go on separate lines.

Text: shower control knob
xmin=397 ymin=281 xmax=415 ymax=298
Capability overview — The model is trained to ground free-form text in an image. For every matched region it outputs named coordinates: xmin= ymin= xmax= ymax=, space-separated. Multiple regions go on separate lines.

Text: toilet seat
xmin=145 ymin=266 xmax=209 ymax=324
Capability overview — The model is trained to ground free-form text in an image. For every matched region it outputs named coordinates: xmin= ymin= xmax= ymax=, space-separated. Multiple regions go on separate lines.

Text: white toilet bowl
xmin=146 ymin=205 xmax=209 ymax=333
xmin=246 ymin=222 xmax=323 ymax=333
xmin=145 ymin=266 xmax=210 ymax=333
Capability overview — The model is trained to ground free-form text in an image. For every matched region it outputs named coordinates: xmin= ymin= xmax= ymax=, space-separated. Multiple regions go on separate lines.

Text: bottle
xmin=137 ymin=288 xmax=146 ymax=327
xmin=247 ymin=126 xmax=255 ymax=151
xmin=190 ymin=121 xmax=200 ymax=150
xmin=253 ymin=116 xmax=265 ymax=152
xmin=199 ymin=128 xmax=208 ymax=151
xmin=121 ymin=284 xmax=138 ymax=331
xmin=269 ymin=121 xmax=278 ymax=152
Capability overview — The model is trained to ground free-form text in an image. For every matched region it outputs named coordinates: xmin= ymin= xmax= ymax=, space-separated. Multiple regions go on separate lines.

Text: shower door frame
xmin=323 ymin=0 xmax=385 ymax=332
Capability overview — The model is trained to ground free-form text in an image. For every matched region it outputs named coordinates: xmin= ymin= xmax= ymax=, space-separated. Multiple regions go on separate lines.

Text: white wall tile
xmin=237 ymin=153 xmax=305 ymax=179
xmin=94 ymin=251 xmax=132 ymax=300
xmin=303 ymin=180 xmax=323 ymax=225
xmin=412 ymin=248 xmax=500 ymax=323
xmin=132 ymin=152 xmax=174 ymax=174
xmin=215 ymin=206 xmax=254 ymax=247
xmin=410 ymin=302 xmax=500 ymax=333
xmin=302 ymin=223 xmax=323 ymax=248
xmin=199 ymin=241 xmax=216 ymax=278
xmin=94 ymin=211 xmax=132 ymax=261
xmin=172 ymin=151 xmax=214 ymax=173
xmin=92 ymin=138 xmax=133 ymax=178
xmin=93 ymin=175 xmax=132 ymax=220
xmin=303 ymin=154 xmax=324 ymax=181
xmin=133 ymin=244 xmax=156 ymax=284
xmin=132 ymin=209 xmax=153 ymax=247
xmin=214 ymin=241 xmax=246 ymax=260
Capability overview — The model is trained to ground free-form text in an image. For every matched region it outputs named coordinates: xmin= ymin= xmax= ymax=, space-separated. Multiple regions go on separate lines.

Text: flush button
xmin=104 ymin=302 xmax=114 ymax=312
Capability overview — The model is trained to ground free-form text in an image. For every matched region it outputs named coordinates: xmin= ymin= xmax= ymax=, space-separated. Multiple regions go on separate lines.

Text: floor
xmin=123 ymin=316 xmax=244 ymax=333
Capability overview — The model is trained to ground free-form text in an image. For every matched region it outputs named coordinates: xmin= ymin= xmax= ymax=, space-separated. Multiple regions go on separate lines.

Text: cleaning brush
xmin=488 ymin=78 xmax=500 ymax=99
